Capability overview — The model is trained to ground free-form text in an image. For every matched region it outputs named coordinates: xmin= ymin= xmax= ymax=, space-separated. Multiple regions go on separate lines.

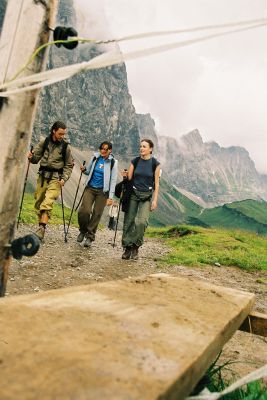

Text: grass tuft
xmin=191 ymin=353 xmax=267 ymax=399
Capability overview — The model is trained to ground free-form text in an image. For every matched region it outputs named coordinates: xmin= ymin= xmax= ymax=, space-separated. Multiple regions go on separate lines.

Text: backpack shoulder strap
xmin=132 ymin=156 xmax=140 ymax=170
xmin=110 ymin=157 xmax=115 ymax=170
xmin=90 ymin=155 xmax=97 ymax=170
xmin=61 ymin=141 xmax=69 ymax=165
xmin=132 ymin=156 xmax=157 ymax=172
xmin=152 ymin=157 xmax=157 ymax=173
xmin=41 ymin=136 xmax=50 ymax=157
xmin=151 ymin=157 xmax=159 ymax=188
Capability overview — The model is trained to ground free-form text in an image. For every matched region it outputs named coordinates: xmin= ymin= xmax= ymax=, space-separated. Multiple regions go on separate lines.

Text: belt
xmin=39 ymin=166 xmax=63 ymax=174
xmin=88 ymin=185 xmax=104 ymax=190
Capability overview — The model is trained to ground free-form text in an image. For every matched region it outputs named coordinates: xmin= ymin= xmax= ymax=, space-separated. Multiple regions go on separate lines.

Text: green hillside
xmin=149 ymin=178 xmax=201 ymax=226
xmin=198 ymin=199 xmax=267 ymax=235
xmin=226 ymin=199 xmax=267 ymax=223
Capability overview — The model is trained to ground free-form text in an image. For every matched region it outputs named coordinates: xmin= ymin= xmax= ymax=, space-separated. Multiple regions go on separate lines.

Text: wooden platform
xmin=0 ymin=274 xmax=255 ymax=399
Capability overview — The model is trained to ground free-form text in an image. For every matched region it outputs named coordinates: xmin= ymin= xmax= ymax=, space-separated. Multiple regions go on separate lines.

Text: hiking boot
xmin=131 ymin=245 xmax=139 ymax=260
xmin=35 ymin=225 xmax=45 ymax=240
xmin=84 ymin=238 xmax=92 ymax=248
xmin=77 ymin=232 xmax=85 ymax=243
xmin=122 ymin=246 xmax=132 ymax=260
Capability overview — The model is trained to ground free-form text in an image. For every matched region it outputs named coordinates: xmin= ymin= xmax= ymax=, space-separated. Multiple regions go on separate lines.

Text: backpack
xmin=42 ymin=136 xmax=69 ymax=165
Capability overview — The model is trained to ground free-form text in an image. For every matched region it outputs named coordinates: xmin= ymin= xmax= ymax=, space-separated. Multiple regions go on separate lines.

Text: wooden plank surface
xmin=0 ymin=274 xmax=255 ymax=400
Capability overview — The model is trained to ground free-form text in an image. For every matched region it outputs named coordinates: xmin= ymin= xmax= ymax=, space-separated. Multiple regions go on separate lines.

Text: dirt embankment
xmin=7 ymin=224 xmax=267 ymax=379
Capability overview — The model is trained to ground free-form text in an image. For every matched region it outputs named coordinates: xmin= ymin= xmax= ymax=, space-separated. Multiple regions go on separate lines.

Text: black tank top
xmin=132 ymin=157 xmax=159 ymax=192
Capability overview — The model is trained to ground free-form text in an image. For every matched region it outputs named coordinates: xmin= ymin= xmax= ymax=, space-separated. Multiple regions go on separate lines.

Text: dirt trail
xmin=6 ymin=224 xmax=267 ymax=380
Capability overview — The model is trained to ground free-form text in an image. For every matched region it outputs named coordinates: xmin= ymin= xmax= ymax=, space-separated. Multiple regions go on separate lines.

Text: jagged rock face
xmin=33 ymin=0 xmax=139 ymax=156
xmin=261 ymin=175 xmax=267 ymax=186
xmin=136 ymin=113 xmax=159 ymax=156
xmin=0 ymin=0 xmax=7 ymax=34
xmin=159 ymin=129 xmax=267 ymax=204
xmin=58 ymin=0 xmax=76 ymax=25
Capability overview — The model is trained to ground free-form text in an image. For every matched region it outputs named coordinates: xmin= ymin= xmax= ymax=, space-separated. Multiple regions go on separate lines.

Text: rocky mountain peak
xmin=181 ymin=129 xmax=203 ymax=148
xmin=136 ymin=113 xmax=159 ymax=156
xmin=159 ymin=131 xmax=267 ymax=204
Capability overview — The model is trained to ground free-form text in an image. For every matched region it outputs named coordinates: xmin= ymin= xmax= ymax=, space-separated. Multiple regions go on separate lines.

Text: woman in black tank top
xmin=121 ymin=139 xmax=160 ymax=260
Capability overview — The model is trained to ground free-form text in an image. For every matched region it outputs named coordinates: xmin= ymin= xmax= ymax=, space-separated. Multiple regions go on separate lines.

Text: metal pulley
xmin=53 ymin=26 xmax=78 ymax=49
xmin=11 ymin=234 xmax=40 ymax=260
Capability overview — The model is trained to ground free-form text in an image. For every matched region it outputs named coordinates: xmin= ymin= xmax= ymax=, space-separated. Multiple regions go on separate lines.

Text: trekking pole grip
xmin=82 ymin=160 xmax=86 ymax=171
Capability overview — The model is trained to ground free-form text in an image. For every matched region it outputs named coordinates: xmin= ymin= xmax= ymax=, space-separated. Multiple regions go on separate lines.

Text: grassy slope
xmin=199 ymin=199 xmax=267 ymax=235
xmin=147 ymin=225 xmax=267 ymax=271
xmin=226 ymin=199 xmax=267 ymax=223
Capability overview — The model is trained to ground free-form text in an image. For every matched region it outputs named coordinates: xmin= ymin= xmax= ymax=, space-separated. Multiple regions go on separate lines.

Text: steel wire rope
xmin=7 ymin=17 xmax=267 ymax=82
xmin=2 ymin=21 xmax=267 ymax=88
xmin=0 ymin=20 xmax=267 ymax=96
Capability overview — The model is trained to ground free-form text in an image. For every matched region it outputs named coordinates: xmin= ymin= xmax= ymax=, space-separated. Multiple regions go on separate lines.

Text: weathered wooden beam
xmin=239 ymin=311 xmax=267 ymax=337
xmin=0 ymin=0 xmax=58 ymax=296
xmin=0 ymin=274 xmax=255 ymax=400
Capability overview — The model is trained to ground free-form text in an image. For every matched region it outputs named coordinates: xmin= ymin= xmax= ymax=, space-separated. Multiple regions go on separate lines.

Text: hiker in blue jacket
xmin=77 ymin=141 xmax=118 ymax=247
xmin=121 ymin=139 xmax=160 ymax=260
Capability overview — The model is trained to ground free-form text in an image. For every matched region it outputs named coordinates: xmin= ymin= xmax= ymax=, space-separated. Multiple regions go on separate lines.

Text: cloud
xmin=74 ymin=0 xmax=267 ymax=172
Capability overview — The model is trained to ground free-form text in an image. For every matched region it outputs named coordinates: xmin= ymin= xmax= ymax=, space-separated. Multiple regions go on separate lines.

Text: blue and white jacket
xmin=84 ymin=152 xmax=118 ymax=199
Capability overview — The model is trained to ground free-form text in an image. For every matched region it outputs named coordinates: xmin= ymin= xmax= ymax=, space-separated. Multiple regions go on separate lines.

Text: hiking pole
xmin=74 ymin=186 xmax=86 ymax=212
xmin=112 ymin=176 xmax=127 ymax=248
xmin=17 ymin=145 xmax=33 ymax=228
xmin=112 ymin=200 xmax=122 ymax=248
xmin=60 ymin=185 xmax=67 ymax=243
xmin=65 ymin=160 xmax=85 ymax=238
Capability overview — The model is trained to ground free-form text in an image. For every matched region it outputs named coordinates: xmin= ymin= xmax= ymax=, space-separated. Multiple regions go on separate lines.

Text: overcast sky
xmin=74 ymin=0 xmax=267 ymax=173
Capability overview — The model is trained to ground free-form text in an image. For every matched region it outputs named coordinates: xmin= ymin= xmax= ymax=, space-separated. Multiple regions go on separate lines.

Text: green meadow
xmin=147 ymin=225 xmax=267 ymax=271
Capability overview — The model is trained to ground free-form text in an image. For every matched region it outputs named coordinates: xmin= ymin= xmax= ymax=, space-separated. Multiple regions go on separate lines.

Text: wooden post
xmin=0 ymin=0 xmax=58 ymax=296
